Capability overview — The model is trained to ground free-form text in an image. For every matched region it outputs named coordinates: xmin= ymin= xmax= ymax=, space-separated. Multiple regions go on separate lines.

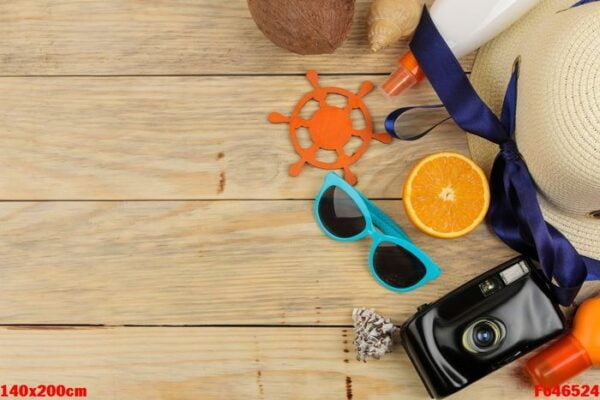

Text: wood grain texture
xmin=5 ymin=326 xmax=597 ymax=400
xmin=2 ymin=2 xmax=593 ymax=399
xmin=0 ymin=200 xmax=519 ymax=325
xmin=0 ymin=75 xmax=465 ymax=200
xmin=0 ymin=0 xmax=475 ymax=76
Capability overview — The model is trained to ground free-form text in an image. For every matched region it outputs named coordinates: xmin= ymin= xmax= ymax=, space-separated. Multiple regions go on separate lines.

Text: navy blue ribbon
xmin=403 ymin=6 xmax=600 ymax=305
xmin=572 ymin=0 xmax=598 ymax=7
xmin=384 ymin=105 xmax=449 ymax=140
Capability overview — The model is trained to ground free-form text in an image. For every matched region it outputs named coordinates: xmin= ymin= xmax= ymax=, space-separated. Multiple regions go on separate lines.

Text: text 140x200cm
xmin=0 ymin=385 xmax=87 ymax=398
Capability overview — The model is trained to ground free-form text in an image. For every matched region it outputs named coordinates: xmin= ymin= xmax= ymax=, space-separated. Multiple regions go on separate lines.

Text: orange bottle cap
xmin=526 ymin=334 xmax=592 ymax=388
xmin=381 ymin=51 xmax=426 ymax=97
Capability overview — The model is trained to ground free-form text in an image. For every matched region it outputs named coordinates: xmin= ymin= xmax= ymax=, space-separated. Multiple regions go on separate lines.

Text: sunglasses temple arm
xmin=362 ymin=196 xmax=413 ymax=243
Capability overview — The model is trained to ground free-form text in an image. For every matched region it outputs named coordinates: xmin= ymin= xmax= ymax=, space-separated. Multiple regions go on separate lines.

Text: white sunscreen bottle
xmin=381 ymin=0 xmax=541 ymax=97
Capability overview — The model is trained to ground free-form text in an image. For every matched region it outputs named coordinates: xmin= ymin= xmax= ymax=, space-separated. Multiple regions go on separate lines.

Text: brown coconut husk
xmin=248 ymin=0 xmax=356 ymax=55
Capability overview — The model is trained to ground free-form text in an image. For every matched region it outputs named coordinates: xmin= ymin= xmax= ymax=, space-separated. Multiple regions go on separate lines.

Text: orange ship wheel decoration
xmin=269 ymin=70 xmax=392 ymax=185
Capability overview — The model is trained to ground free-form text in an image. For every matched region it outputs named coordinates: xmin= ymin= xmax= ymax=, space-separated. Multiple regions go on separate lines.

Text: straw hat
xmin=468 ymin=0 xmax=600 ymax=261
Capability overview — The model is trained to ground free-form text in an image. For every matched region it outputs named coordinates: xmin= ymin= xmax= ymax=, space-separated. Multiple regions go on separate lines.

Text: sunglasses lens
xmin=318 ymin=186 xmax=366 ymax=238
xmin=373 ymin=241 xmax=426 ymax=289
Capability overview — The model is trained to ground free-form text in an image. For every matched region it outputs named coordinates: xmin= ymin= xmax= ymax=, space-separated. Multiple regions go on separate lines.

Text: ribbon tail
xmin=496 ymin=159 xmax=586 ymax=305
xmin=488 ymin=158 xmax=533 ymax=256
xmin=384 ymin=104 xmax=450 ymax=140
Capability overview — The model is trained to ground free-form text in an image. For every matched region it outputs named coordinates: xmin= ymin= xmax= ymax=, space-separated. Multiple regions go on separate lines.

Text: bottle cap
xmin=381 ymin=51 xmax=425 ymax=97
xmin=526 ymin=334 xmax=592 ymax=388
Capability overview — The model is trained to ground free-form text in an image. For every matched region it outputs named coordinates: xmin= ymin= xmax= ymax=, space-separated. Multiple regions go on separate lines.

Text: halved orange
xmin=403 ymin=152 xmax=490 ymax=239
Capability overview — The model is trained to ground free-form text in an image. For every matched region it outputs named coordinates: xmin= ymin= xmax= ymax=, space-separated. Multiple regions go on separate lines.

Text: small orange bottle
xmin=526 ymin=297 xmax=600 ymax=387
xmin=381 ymin=51 xmax=425 ymax=98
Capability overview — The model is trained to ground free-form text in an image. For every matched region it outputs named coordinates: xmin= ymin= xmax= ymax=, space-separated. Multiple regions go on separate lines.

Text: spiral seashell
xmin=368 ymin=0 xmax=423 ymax=53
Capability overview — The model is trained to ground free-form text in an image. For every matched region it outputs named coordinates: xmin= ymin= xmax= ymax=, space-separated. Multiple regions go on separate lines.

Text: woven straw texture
xmin=468 ymin=0 xmax=600 ymax=260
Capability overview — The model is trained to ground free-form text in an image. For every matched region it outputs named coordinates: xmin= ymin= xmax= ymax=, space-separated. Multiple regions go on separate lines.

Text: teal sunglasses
xmin=314 ymin=172 xmax=441 ymax=292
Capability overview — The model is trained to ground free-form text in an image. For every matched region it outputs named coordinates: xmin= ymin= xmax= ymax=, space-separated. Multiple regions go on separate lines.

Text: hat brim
xmin=468 ymin=0 xmax=600 ymax=261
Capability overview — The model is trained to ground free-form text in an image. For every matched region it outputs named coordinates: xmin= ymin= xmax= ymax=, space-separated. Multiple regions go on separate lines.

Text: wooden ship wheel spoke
xmin=268 ymin=70 xmax=392 ymax=185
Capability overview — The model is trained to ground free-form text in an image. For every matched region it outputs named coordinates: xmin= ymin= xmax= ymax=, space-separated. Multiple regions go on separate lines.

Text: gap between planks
xmin=0 ymin=198 xmax=402 ymax=202
xmin=2 ymin=324 xmax=352 ymax=329
xmin=0 ymin=72 xmax=473 ymax=78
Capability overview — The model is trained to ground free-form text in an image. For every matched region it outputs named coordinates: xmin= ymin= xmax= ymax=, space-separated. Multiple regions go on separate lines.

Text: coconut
xmin=247 ymin=0 xmax=356 ymax=55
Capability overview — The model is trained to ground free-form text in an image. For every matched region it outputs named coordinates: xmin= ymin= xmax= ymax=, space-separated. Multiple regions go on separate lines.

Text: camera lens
xmin=473 ymin=322 xmax=496 ymax=348
xmin=462 ymin=318 xmax=506 ymax=354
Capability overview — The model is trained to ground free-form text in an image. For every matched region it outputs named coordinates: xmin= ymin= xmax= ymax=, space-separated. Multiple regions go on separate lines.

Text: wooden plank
xmin=1 ymin=326 xmax=597 ymax=400
xmin=0 ymin=0 xmax=475 ymax=76
xmin=0 ymin=200 xmax=519 ymax=325
xmin=0 ymin=75 xmax=464 ymax=200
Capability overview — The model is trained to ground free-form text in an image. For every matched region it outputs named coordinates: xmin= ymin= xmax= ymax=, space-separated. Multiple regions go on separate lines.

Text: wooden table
xmin=0 ymin=1 xmax=597 ymax=399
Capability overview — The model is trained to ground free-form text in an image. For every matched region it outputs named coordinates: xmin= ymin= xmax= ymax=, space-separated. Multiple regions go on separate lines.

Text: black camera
xmin=401 ymin=257 xmax=566 ymax=398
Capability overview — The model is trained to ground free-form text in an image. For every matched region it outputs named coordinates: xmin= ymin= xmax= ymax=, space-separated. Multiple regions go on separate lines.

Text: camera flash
xmin=479 ymin=279 xmax=497 ymax=295
xmin=500 ymin=261 xmax=529 ymax=285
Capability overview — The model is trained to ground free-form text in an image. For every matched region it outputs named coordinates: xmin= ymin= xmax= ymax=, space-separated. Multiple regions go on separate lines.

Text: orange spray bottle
xmin=526 ymin=297 xmax=600 ymax=387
